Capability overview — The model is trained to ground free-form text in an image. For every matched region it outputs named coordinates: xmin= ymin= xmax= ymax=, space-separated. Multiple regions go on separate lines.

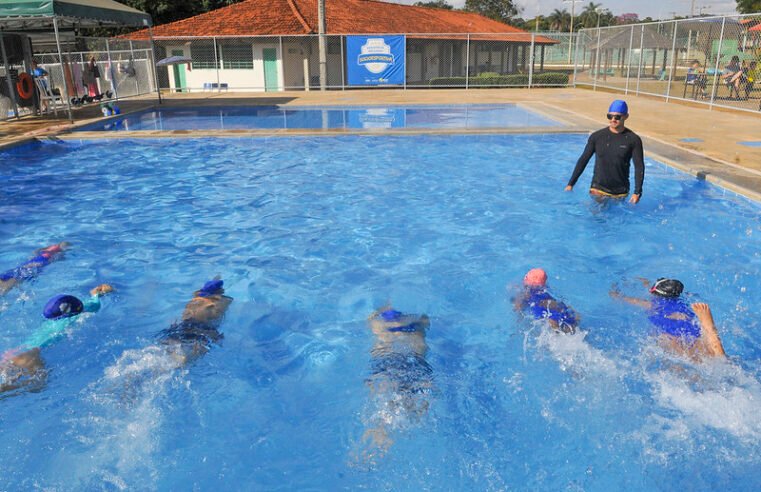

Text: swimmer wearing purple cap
xmin=0 ymin=283 xmax=114 ymax=394
xmin=565 ymin=99 xmax=644 ymax=204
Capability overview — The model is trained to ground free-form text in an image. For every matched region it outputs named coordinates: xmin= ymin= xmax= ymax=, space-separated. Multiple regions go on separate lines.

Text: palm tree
xmin=579 ymin=2 xmax=603 ymax=28
xmin=548 ymin=8 xmax=571 ymax=31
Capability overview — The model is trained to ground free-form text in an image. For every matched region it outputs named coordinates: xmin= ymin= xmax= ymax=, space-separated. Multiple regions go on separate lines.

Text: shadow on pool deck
xmin=2 ymin=88 xmax=761 ymax=200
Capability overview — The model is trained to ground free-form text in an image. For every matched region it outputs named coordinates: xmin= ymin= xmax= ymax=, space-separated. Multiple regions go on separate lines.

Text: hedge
xmin=429 ymin=72 xmax=569 ymax=87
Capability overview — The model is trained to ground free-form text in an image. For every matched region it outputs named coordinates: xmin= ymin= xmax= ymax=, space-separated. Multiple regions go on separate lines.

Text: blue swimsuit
xmin=648 ymin=297 xmax=700 ymax=341
xmin=521 ymin=288 xmax=577 ymax=333
xmin=0 ymin=255 xmax=52 ymax=282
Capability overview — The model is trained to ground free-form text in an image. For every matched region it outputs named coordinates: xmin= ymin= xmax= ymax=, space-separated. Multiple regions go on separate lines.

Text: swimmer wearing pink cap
xmin=0 ymin=242 xmax=70 ymax=296
xmin=515 ymin=268 xmax=578 ymax=334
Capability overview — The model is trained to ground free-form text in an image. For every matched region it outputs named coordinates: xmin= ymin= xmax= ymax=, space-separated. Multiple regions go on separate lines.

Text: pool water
xmin=1 ymin=134 xmax=761 ymax=490
xmin=76 ymin=104 xmax=561 ymax=131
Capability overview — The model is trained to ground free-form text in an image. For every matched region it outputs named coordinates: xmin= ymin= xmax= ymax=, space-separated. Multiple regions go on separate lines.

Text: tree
xmin=736 ymin=0 xmax=761 ymax=13
xmin=464 ymin=0 xmax=522 ymax=24
xmin=414 ymin=0 xmax=454 ymax=9
xmin=547 ymin=8 xmax=571 ymax=31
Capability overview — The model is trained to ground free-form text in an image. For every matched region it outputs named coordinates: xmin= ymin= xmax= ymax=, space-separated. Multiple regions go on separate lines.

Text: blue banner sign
xmin=346 ymin=36 xmax=405 ymax=86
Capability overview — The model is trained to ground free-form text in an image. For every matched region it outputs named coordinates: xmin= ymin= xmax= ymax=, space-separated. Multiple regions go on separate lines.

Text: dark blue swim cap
xmin=43 ymin=294 xmax=84 ymax=320
xmin=608 ymin=99 xmax=629 ymax=114
xmin=381 ymin=309 xmax=403 ymax=321
xmin=198 ymin=279 xmax=224 ymax=297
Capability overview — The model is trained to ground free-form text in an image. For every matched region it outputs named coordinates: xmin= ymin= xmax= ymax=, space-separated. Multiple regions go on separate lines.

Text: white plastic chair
xmin=33 ymin=76 xmax=64 ymax=116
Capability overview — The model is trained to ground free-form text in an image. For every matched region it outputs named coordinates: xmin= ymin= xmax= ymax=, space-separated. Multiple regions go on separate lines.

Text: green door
xmin=172 ymin=49 xmax=187 ymax=92
xmin=263 ymin=48 xmax=278 ymax=91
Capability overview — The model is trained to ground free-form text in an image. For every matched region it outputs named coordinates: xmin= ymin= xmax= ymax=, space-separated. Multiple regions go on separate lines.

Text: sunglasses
xmin=606 ymin=113 xmax=624 ymax=121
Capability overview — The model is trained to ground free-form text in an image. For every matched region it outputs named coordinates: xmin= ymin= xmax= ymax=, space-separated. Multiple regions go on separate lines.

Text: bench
xmin=203 ymin=82 xmax=228 ymax=91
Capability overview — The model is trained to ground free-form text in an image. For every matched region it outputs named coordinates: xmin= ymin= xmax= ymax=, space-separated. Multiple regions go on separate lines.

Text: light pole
xmin=564 ymin=0 xmax=582 ymax=64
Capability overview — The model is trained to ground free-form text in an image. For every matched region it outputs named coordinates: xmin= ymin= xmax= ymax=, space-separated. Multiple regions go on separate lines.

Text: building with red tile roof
xmin=130 ymin=0 xmax=559 ymax=92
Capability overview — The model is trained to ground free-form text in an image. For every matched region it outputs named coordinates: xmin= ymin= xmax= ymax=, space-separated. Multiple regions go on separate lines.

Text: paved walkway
xmin=2 ymin=88 xmax=761 ymax=199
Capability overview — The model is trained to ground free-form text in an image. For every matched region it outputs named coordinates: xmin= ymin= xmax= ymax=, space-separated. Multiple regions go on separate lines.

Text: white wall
xmin=166 ymin=42 xmax=285 ymax=92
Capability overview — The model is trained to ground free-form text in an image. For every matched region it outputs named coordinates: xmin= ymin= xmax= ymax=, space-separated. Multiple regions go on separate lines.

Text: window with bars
xmin=221 ymin=42 xmax=254 ymax=69
xmin=191 ymin=42 xmax=219 ymax=69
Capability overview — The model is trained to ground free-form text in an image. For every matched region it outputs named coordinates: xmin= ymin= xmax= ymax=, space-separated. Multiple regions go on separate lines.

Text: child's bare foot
xmin=691 ymin=303 xmax=726 ymax=358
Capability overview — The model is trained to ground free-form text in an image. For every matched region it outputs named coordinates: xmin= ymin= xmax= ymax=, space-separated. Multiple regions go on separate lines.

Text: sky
xmin=392 ymin=0 xmax=741 ymax=20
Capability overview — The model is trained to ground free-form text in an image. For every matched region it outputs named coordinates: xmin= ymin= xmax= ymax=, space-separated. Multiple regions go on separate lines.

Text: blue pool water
xmin=76 ymin=104 xmax=561 ymax=131
xmin=1 ymin=134 xmax=761 ymax=490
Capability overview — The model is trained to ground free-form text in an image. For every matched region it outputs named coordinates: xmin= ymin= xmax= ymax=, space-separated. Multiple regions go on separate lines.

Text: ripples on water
xmin=0 ymin=134 xmax=760 ymax=489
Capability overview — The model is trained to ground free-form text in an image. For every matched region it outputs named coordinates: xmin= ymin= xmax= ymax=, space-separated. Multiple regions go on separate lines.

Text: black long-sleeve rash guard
xmin=567 ymin=127 xmax=645 ymax=196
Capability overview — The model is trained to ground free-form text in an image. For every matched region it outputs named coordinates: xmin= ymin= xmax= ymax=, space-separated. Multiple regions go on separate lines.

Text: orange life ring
xmin=16 ymin=72 xmax=34 ymax=99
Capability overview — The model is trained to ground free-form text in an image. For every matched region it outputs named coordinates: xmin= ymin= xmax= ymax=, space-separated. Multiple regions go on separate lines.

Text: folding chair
xmin=33 ymin=76 xmax=64 ymax=116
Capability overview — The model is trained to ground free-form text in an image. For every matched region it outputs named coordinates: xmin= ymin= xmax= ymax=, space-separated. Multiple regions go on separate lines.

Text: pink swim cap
xmin=523 ymin=268 xmax=547 ymax=287
xmin=42 ymin=244 xmax=62 ymax=255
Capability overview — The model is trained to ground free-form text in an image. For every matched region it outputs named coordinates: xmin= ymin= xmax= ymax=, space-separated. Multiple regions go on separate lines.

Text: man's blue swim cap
xmin=381 ymin=309 xmax=403 ymax=321
xmin=43 ymin=294 xmax=84 ymax=320
xmin=608 ymin=100 xmax=629 ymax=114
xmin=198 ymin=279 xmax=224 ymax=297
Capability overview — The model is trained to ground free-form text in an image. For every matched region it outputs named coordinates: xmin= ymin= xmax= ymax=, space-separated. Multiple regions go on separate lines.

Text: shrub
xmin=428 ymin=72 xmax=569 ymax=87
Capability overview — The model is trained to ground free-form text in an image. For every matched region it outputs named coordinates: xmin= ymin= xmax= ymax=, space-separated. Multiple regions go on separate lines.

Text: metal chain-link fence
xmin=149 ymin=33 xmax=573 ymax=93
xmin=575 ymin=14 xmax=761 ymax=113
xmin=1 ymin=35 xmax=156 ymax=120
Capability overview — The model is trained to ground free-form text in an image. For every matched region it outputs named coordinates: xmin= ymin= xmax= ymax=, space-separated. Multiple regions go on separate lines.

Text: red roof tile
xmin=128 ymin=0 xmax=557 ymax=44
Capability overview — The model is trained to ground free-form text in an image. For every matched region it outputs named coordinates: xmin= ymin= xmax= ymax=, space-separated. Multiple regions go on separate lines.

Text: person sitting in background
xmin=0 ymin=284 xmax=114 ymax=393
xmin=685 ymin=60 xmax=707 ymax=99
xmin=610 ymin=278 xmax=725 ymax=361
xmin=721 ymin=56 xmax=743 ymax=99
xmin=0 ymin=242 xmax=70 ymax=295
xmin=514 ymin=268 xmax=579 ymax=334
xmin=744 ymin=60 xmax=757 ymax=100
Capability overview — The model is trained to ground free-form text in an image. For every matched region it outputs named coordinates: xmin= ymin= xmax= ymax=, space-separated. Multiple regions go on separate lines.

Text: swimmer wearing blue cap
xmin=610 ymin=278 xmax=725 ymax=360
xmin=156 ymin=278 xmax=232 ymax=366
xmin=362 ymin=305 xmax=432 ymax=459
xmin=0 ymin=283 xmax=114 ymax=393
xmin=0 ymin=242 xmax=70 ymax=296
xmin=565 ymin=100 xmax=645 ymax=204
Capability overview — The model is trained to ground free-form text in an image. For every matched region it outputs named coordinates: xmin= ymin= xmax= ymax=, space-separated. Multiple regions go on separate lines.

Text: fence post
xmin=340 ymin=36 xmax=345 ymax=90
xmin=403 ymin=35 xmax=407 ymax=90
xmin=105 ymin=38 xmax=117 ymax=99
xmin=572 ymin=31 xmax=580 ymax=87
xmin=593 ymin=26 xmax=602 ymax=90
xmin=635 ymin=24 xmax=645 ymax=95
xmin=665 ymin=20 xmax=678 ymax=102
xmin=0 ymin=30 xmax=20 ymax=119
xmin=465 ymin=33 xmax=470 ymax=90
xmin=709 ymin=17 xmax=726 ymax=110
xmin=528 ymin=33 xmax=535 ymax=88
xmin=52 ymin=17 xmax=73 ymax=121
xmin=279 ymin=36 xmax=284 ymax=91
xmin=128 ymin=41 xmax=139 ymax=94
xmin=213 ymin=37 xmax=220 ymax=93
xmin=625 ymin=26 xmax=634 ymax=94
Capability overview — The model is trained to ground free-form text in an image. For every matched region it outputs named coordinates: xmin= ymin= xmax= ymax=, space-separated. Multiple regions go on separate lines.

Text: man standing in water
xmin=565 ymin=100 xmax=644 ymax=204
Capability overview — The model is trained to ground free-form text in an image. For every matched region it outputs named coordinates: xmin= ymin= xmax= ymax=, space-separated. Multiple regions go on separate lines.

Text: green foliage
xmin=413 ymin=0 xmax=454 ymax=9
xmin=429 ymin=72 xmax=569 ymax=86
xmin=736 ymin=0 xmax=761 ymax=13
xmin=121 ymin=0 xmax=244 ymax=26
xmin=464 ymin=0 xmax=522 ymax=24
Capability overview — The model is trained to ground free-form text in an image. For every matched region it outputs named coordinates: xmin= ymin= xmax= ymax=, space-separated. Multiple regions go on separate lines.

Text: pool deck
xmin=2 ymin=87 xmax=761 ymax=200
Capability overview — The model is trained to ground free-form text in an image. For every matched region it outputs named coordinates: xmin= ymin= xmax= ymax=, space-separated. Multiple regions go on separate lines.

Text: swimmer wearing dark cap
xmin=157 ymin=278 xmax=233 ymax=366
xmin=610 ymin=278 xmax=725 ymax=360
xmin=565 ymin=100 xmax=644 ymax=204
xmin=0 ymin=242 xmax=70 ymax=295
xmin=0 ymin=283 xmax=114 ymax=393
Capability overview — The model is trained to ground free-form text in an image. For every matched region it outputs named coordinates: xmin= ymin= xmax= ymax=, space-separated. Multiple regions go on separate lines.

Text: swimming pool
xmin=75 ymin=104 xmax=562 ymax=131
xmin=1 ymin=134 xmax=760 ymax=489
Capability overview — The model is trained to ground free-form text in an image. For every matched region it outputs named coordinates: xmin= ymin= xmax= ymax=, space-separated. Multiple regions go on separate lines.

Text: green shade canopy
xmin=0 ymin=0 xmax=152 ymax=30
